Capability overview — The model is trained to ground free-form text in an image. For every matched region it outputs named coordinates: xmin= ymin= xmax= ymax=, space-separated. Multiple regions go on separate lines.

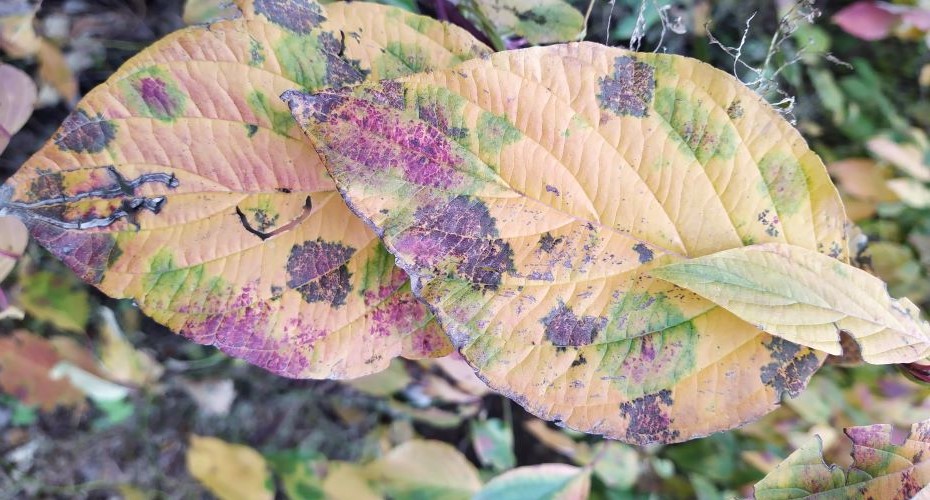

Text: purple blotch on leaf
xmin=254 ymin=0 xmax=325 ymax=33
xmin=619 ymin=389 xmax=680 ymax=444
xmin=285 ymin=238 xmax=356 ymax=307
xmin=395 ymin=196 xmax=515 ymax=291
xmin=134 ymin=77 xmax=181 ymax=119
xmin=54 ymin=109 xmax=116 ymax=153
xmin=632 ymin=242 xmax=654 ymax=263
xmin=598 ymin=55 xmax=656 ymax=118
xmin=542 ymin=302 xmax=605 ymax=348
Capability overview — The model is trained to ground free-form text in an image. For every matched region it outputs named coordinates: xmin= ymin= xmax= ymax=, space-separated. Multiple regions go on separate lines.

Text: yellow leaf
xmin=97 ymin=307 xmax=164 ymax=387
xmin=287 ymin=42 xmax=846 ymax=443
xmin=0 ymin=1 xmax=41 ymax=59
xmin=651 ymin=242 xmax=930 ymax=364
xmin=364 ymin=440 xmax=482 ymax=499
xmin=186 ymin=435 xmax=272 ymax=500
xmin=2 ymin=0 xmax=490 ymax=378
xmin=37 ymin=39 xmax=79 ymax=104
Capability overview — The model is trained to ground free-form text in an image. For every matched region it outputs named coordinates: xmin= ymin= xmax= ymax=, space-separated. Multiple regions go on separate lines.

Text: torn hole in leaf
xmin=826 ymin=330 xmax=865 ymax=366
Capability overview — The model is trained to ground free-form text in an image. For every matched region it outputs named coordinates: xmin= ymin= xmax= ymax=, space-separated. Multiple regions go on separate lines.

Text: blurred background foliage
xmin=0 ymin=0 xmax=929 ymax=498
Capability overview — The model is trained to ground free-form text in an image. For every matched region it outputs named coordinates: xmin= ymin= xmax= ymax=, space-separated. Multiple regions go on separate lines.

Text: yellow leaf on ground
xmin=186 ymin=435 xmax=272 ymax=500
xmin=0 ymin=1 xmax=41 ymax=58
xmin=364 ymin=440 xmax=482 ymax=499
xmin=288 ymin=42 xmax=846 ymax=443
xmin=651 ymin=242 xmax=930 ymax=364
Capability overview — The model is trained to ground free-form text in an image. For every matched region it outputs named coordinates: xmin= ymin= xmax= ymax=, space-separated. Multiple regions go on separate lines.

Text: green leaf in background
xmin=471 ymin=417 xmax=516 ymax=471
xmin=17 ymin=268 xmax=90 ymax=333
xmin=475 ymin=463 xmax=591 ymax=500
xmin=365 ymin=440 xmax=482 ymax=499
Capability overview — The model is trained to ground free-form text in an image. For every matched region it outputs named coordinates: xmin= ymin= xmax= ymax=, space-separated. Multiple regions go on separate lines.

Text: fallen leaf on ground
xmin=186 ymin=435 xmax=273 ymax=500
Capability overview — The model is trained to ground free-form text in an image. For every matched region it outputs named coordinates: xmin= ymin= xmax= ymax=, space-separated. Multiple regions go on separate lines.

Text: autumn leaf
xmin=754 ymin=419 xmax=930 ymax=499
xmin=186 ymin=435 xmax=273 ymax=500
xmin=474 ymin=464 xmax=591 ymax=500
xmin=651 ymin=243 xmax=930 ymax=364
xmin=0 ymin=330 xmax=103 ymax=411
xmin=287 ymin=42 xmax=848 ymax=443
xmin=364 ymin=440 xmax=483 ymax=498
xmin=0 ymin=216 xmax=27 ymax=283
xmin=0 ymin=1 xmax=41 ymax=59
xmin=0 ymin=0 xmax=491 ymax=378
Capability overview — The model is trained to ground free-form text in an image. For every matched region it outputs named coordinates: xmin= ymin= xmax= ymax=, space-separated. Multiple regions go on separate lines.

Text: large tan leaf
xmin=286 ymin=42 xmax=848 ymax=443
xmin=0 ymin=0 xmax=491 ymax=378
xmin=651 ymin=243 xmax=930 ymax=364
xmin=754 ymin=419 xmax=930 ymax=499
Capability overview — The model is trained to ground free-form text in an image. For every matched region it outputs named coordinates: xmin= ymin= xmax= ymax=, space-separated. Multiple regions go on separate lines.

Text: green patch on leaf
xmin=247 ymin=90 xmax=295 ymax=136
xmin=654 ymin=87 xmax=738 ymax=163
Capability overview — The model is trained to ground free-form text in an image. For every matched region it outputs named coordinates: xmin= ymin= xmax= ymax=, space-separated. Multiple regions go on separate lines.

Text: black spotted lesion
xmin=619 ymin=389 xmax=680 ymax=444
xmin=542 ymin=302 xmax=606 ymax=349
xmin=760 ymin=336 xmax=821 ymax=398
xmin=394 ymin=196 xmax=515 ymax=292
xmin=597 ymin=55 xmax=656 ymax=118
xmin=285 ymin=238 xmax=356 ymax=306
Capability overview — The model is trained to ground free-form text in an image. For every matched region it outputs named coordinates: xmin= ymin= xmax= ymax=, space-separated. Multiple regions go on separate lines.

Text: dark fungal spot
xmin=619 ymin=389 xmax=680 ymax=445
xmin=571 ymin=353 xmax=587 ymax=367
xmin=542 ymin=302 xmax=606 ymax=348
xmin=254 ymin=0 xmax=325 ymax=34
xmin=632 ymin=242 xmax=654 ymax=263
xmin=285 ymin=238 xmax=356 ymax=306
xmin=394 ymin=196 xmax=515 ymax=291
xmin=245 ymin=123 xmax=259 ymax=137
xmin=545 ymin=184 xmax=560 ymax=196
xmin=538 ymin=232 xmax=562 ymax=253
xmin=760 ymin=336 xmax=821 ymax=398
xmin=318 ymin=31 xmax=368 ymax=87
xmin=55 ymin=109 xmax=116 ymax=153
xmin=726 ymin=99 xmax=744 ymax=119
xmin=597 ymin=56 xmax=655 ymax=118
